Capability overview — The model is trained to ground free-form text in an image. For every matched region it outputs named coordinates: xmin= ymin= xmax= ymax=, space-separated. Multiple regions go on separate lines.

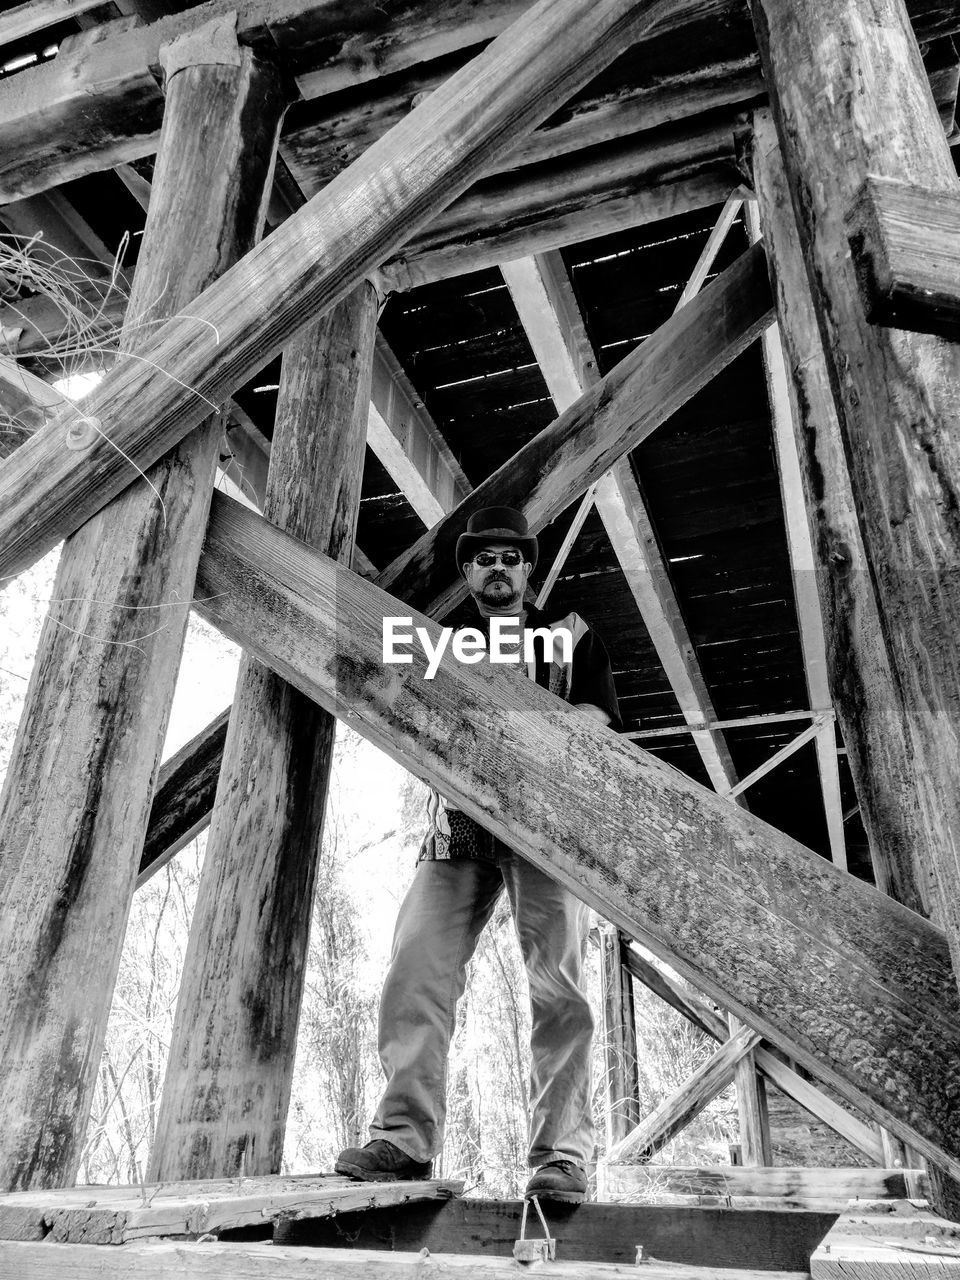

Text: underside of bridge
xmin=1 ymin=0 xmax=960 ymax=1273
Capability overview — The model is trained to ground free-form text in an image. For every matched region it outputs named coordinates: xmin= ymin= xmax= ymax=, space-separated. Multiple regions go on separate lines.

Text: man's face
xmin=463 ymin=541 xmax=531 ymax=613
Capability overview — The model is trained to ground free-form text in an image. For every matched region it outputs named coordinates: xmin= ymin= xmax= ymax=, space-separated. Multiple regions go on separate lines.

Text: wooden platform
xmin=0 ymin=1173 xmax=463 ymax=1245
xmin=812 ymin=1199 xmax=960 ymax=1280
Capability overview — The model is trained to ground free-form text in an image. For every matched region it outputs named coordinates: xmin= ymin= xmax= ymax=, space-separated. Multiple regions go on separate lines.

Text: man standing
xmin=336 ymin=507 xmax=620 ymax=1202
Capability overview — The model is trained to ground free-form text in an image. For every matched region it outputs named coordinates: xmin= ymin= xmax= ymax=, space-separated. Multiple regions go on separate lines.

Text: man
xmin=336 ymin=506 xmax=620 ymax=1202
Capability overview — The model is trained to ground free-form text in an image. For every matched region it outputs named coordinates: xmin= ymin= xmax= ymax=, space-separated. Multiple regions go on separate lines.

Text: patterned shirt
xmin=418 ymin=606 xmax=620 ymax=863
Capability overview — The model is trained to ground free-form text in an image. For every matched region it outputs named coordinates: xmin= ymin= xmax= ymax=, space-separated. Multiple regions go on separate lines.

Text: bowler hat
xmin=456 ymin=506 xmax=538 ymax=575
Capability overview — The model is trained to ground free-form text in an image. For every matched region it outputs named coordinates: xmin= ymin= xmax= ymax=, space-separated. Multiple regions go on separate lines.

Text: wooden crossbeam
xmin=621 ymin=944 xmax=885 ymax=1165
xmin=0 ymin=0 xmax=681 ymax=586
xmin=599 ymin=1165 xmax=926 ymax=1210
xmin=133 ymin=249 xmax=770 ymax=879
xmin=847 ymin=176 xmax=960 ymax=342
xmin=193 ymin=490 xmax=960 ymax=1176
xmin=606 ymin=1024 xmax=762 ymax=1163
xmin=0 ymin=0 xmax=103 ymax=48
xmin=379 ymin=243 xmax=773 ymax=619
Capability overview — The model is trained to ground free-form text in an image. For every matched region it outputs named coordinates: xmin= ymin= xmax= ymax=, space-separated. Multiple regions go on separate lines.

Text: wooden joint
xmin=846 ymin=175 xmax=960 ymax=342
xmin=159 ymin=12 xmax=241 ymax=83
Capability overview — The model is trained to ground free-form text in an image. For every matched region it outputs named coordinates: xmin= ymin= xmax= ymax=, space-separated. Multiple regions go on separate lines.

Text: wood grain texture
xmin=150 ymin=284 xmax=377 ymax=1182
xmin=621 ymin=945 xmax=885 ymax=1166
xmin=848 ymin=176 xmax=960 ymax=342
xmin=606 ymin=1025 xmax=762 ymax=1163
xmin=599 ymin=1165 xmax=923 ymax=1209
xmin=0 ymin=1174 xmax=461 ymax=1245
xmin=728 ymin=1013 xmax=772 ymax=1166
xmin=139 ymin=708 xmax=231 ymax=885
xmin=0 ymin=53 xmax=287 ymax=1194
xmin=193 ymin=492 xmax=960 ymax=1177
xmin=750 ymin=117 xmax=937 ymax=921
xmin=378 ymin=243 xmax=773 ymax=618
xmin=0 ymin=1237 xmax=815 ymax=1279
xmin=750 ymin=0 xmax=960 ymax=992
xmin=0 ymin=0 xmax=701 ymax=585
xmin=600 ymin=926 xmax=641 ymax=1147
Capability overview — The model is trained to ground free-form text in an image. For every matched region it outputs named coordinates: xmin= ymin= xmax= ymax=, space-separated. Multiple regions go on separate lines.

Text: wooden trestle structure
xmin=2 ymin=0 xmax=960 ymax=1271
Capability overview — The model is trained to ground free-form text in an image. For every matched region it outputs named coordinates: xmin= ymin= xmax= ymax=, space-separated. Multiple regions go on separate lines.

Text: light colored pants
xmin=369 ymin=849 xmax=594 ymax=1167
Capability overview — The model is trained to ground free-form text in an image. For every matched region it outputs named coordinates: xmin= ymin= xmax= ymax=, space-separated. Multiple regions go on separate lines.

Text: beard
xmin=479 ymin=574 xmax=520 ymax=607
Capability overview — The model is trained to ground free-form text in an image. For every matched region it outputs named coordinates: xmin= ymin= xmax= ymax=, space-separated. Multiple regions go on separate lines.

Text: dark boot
xmin=335 ymin=1138 xmax=433 ymax=1182
xmin=524 ymin=1159 xmax=588 ymax=1203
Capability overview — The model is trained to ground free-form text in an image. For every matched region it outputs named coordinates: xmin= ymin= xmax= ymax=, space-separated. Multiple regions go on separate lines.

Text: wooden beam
xmin=847 ymin=176 xmax=960 ymax=342
xmin=606 ymin=1024 xmax=762 ymax=1163
xmin=0 ymin=0 xmax=695 ymax=585
xmin=750 ymin=112 xmax=935 ymax=916
xmin=750 ymin=0 xmax=960 ymax=968
xmin=0 ymin=42 xmax=288 ymax=1194
xmin=0 ymin=1238 xmax=814 ymax=1280
xmin=150 ymin=284 xmax=378 ymax=1182
xmin=501 ymin=247 xmax=746 ymax=798
xmin=621 ymin=944 xmax=886 ymax=1167
xmin=728 ymin=1013 xmax=772 ymax=1166
xmin=367 ymin=333 xmax=471 ymax=525
xmin=725 ymin=718 xmax=824 ymax=799
xmin=599 ymin=1165 xmax=926 ymax=1210
xmin=381 ymin=123 xmax=737 ymax=291
xmin=742 ymin=198 xmax=847 ymax=866
xmin=600 ymin=925 xmax=641 ymax=1146
xmin=378 ymin=243 xmax=774 ymax=619
xmin=0 ymin=0 xmax=103 ymax=47
xmin=194 ymin=491 xmax=960 ymax=1176
xmin=627 ymin=708 xmax=827 ymax=738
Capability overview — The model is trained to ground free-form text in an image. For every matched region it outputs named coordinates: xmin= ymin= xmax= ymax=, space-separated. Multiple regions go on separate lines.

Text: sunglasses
xmin=472 ymin=549 xmax=524 ymax=568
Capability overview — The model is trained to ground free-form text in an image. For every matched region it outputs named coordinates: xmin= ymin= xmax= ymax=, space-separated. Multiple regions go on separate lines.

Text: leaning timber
xmin=194 ymin=490 xmax=960 ymax=1179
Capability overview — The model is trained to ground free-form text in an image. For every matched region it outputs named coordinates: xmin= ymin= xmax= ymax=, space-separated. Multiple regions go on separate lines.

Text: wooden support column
xmin=728 ymin=1014 xmax=772 ymax=1166
xmin=600 ymin=926 xmax=641 ymax=1148
xmin=150 ymin=284 xmax=377 ymax=1181
xmin=0 ymin=37 xmax=287 ymax=1191
xmin=193 ymin=493 xmax=960 ymax=1175
xmin=749 ymin=0 xmax=960 ymax=985
xmin=750 ymin=111 xmax=935 ymax=918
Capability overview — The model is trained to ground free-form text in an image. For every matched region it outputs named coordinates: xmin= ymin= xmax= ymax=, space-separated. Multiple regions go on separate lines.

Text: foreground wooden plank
xmin=0 ymin=1175 xmax=461 ymax=1245
xmin=0 ymin=0 xmax=686 ymax=586
xmin=848 ymin=175 xmax=960 ymax=342
xmin=379 ymin=242 xmax=773 ymax=617
xmin=599 ymin=1166 xmax=926 ymax=1211
xmin=812 ymin=1237 xmax=960 ymax=1280
xmin=0 ymin=1238 xmax=813 ymax=1279
xmin=194 ymin=492 xmax=960 ymax=1176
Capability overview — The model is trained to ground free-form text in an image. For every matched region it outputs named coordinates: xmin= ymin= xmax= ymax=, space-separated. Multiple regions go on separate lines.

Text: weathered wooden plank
xmin=600 ymin=926 xmax=641 ymax=1147
xmin=0 ymin=1175 xmax=461 ymax=1246
xmin=751 ymin=0 xmax=960 ymax=988
xmin=812 ymin=1238 xmax=960 ymax=1280
xmin=728 ymin=1013 xmax=772 ymax=1166
xmin=0 ymin=1238 xmax=814 ymax=1280
xmin=0 ymin=0 xmax=693 ymax=585
xmin=0 ymin=0 xmax=103 ymax=47
xmin=0 ymin=44 xmax=288 ymax=1194
xmin=193 ymin=491 xmax=960 ymax=1177
xmin=599 ymin=1165 xmax=923 ymax=1209
xmin=847 ymin=176 xmax=960 ymax=342
xmin=378 ymin=243 xmax=773 ymax=618
xmin=150 ymin=284 xmax=378 ymax=1182
xmin=606 ymin=1024 xmax=762 ymax=1163
xmin=750 ymin=111 xmax=935 ymax=919
xmin=279 ymin=1196 xmax=835 ymax=1270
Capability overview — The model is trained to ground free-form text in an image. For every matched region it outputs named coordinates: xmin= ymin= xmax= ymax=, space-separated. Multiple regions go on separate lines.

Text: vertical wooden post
xmin=749 ymin=0 xmax=960 ymax=988
xmin=149 ymin=283 xmax=378 ymax=1181
xmin=601 ymin=925 xmax=641 ymax=1148
xmin=750 ymin=108 xmax=945 ymax=1202
xmin=727 ymin=1014 xmax=772 ymax=1166
xmin=750 ymin=111 xmax=935 ymax=920
xmin=0 ymin=33 xmax=287 ymax=1191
